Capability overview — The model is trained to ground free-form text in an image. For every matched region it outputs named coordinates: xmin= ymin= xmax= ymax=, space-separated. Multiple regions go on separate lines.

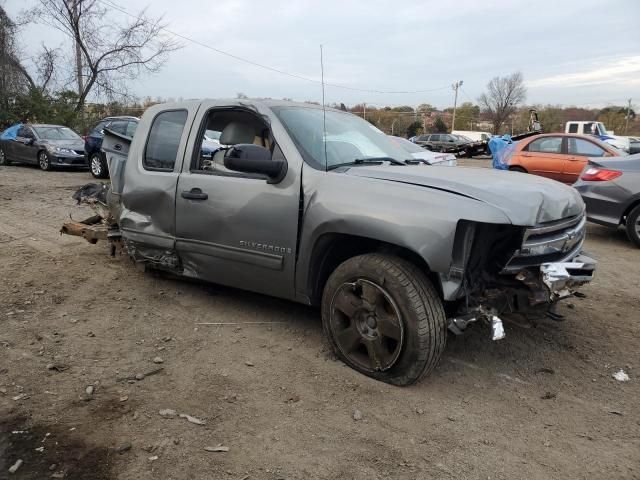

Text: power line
xmin=95 ymin=0 xmax=451 ymax=95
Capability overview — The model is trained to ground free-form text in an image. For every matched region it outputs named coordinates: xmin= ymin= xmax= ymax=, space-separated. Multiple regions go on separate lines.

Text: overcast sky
xmin=5 ymin=0 xmax=640 ymax=109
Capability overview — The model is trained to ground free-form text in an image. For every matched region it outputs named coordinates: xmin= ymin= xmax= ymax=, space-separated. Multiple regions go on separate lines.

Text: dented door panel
xmin=118 ymin=102 xmax=201 ymax=261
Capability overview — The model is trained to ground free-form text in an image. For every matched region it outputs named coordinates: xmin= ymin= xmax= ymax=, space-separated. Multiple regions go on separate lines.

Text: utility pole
xmin=363 ymin=102 xmax=366 ymax=121
xmin=624 ymin=98 xmax=632 ymax=135
xmin=451 ymin=80 xmax=463 ymax=132
xmin=68 ymin=1 xmax=83 ymax=100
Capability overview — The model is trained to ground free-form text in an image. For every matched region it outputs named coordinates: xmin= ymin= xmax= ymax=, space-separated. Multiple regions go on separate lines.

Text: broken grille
xmin=502 ymin=213 xmax=587 ymax=272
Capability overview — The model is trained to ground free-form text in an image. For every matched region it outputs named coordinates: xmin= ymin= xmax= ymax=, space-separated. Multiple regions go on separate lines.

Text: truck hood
xmin=345 ymin=165 xmax=584 ymax=226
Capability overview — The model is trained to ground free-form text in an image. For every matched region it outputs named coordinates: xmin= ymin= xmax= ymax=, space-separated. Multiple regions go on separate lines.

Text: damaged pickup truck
xmin=63 ymin=99 xmax=596 ymax=385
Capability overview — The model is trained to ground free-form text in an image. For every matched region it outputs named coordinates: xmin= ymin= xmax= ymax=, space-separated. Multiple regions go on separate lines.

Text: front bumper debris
xmin=447 ymin=253 xmax=596 ymax=340
xmin=540 ymin=253 xmax=596 ymax=300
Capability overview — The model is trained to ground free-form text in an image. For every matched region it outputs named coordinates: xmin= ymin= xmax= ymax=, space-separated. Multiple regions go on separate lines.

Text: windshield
xmin=33 ymin=126 xmax=81 ymax=141
xmin=454 ymin=135 xmax=472 ymax=142
xmin=389 ymin=135 xmax=424 ymax=153
xmin=273 ymin=107 xmax=408 ymax=170
xmin=596 ymin=122 xmax=608 ymax=135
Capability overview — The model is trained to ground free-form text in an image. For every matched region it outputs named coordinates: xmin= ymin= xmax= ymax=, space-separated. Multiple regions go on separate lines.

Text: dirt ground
xmin=1 ymin=162 xmax=638 ymax=480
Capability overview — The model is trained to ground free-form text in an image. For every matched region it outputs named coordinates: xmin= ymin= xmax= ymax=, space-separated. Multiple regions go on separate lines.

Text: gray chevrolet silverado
xmin=64 ymin=99 xmax=596 ymax=386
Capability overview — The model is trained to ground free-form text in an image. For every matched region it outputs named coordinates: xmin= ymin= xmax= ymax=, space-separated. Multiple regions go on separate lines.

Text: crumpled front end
xmin=443 ymin=212 xmax=596 ymax=338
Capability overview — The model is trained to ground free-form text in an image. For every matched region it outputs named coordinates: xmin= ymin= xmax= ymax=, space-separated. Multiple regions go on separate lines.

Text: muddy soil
xmin=1 ymin=164 xmax=638 ymax=479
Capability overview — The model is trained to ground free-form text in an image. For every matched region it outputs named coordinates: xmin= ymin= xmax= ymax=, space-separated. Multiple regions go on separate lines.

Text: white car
xmin=451 ymin=130 xmax=492 ymax=142
xmin=389 ymin=135 xmax=457 ymax=166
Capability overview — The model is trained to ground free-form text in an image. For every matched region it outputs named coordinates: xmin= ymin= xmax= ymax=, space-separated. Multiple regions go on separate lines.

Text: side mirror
xmin=224 ymin=144 xmax=287 ymax=183
xmin=24 ymin=138 xmax=35 ymax=145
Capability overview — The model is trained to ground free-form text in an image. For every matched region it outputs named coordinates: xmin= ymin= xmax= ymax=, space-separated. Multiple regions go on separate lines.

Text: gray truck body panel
xmin=107 ymin=99 xmax=591 ymax=307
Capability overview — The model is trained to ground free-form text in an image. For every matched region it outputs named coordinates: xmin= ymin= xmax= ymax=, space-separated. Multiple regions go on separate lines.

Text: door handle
xmin=114 ymin=144 xmax=122 ymax=151
xmin=181 ymin=188 xmax=208 ymax=200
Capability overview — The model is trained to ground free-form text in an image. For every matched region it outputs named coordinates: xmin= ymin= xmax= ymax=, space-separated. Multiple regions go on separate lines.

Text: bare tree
xmin=34 ymin=0 xmax=180 ymax=111
xmin=478 ymin=72 xmax=527 ymax=134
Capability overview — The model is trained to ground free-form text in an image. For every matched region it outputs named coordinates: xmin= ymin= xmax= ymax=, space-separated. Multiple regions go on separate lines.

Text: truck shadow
xmin=145 ymin=268 xmax=583 ymax=385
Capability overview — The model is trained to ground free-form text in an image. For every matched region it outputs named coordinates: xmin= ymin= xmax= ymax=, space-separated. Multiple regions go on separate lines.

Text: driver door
xmin=174 ymin=107 xmax=300 ymax=300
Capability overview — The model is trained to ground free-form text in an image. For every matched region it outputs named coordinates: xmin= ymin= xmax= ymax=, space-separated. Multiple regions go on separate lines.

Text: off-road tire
xmin=90 ymin=153 xmax=108 ymax=179
xmin=625 ymin=204 xmax=640 ymax=248
xmin=321 ymin=253 xmax=447 ymax=386
xmin=0 ymin=147 xmax=10 ymax=166
xmin=38 ymin=150 xmax=51 ymax=171
xmin=509 ymin=166 xmax=527 ymax=173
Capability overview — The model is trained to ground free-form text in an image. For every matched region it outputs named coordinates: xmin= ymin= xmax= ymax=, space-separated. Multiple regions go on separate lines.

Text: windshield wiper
xmin=327 ymin=157 xmax=406 ymax=171
xmin=404 ymin=158 xmax=430 ymax=165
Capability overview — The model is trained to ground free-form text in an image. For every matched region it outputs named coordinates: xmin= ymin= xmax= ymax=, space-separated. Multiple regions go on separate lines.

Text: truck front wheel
xmin=321 ymin=253 xmax=447 ymax=386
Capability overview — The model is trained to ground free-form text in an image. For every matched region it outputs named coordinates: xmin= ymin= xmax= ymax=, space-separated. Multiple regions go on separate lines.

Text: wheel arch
xmin=303 ymin=232 xmax=441 ymax=306
xmin=622 ymin=197 xmax=640 ymax=224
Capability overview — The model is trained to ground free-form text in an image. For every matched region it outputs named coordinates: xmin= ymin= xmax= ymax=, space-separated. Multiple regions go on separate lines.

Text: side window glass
xmin=430 ymin=134 xmax=440 ymax=141
xmin=568 ymin=124 xmax=578 ymax=134
xmin=125 ymin=121 xmax=138 ymax=138
xmin=93 ymin=121 xmax=108 ymax=133
xmin=528 ymin=137 xmax=562 ymax=154
xmin=568 ymin=139 xmax=605 ymax=157
xmin=144 ymin=110 xmax=188 ymax=171
xmin=19 ymin=127 xmax=34 ymax=139
xmin=109 ymin=121 xmax=128 ymax=135
xmin=192 ymin=110 xmax=270 ymax=176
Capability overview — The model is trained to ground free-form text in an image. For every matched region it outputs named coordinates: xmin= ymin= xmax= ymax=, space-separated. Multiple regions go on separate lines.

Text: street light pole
xmin=451 ymin=80 xmax=463 ymax=132
xmin=624 ymin=98 xmax=632 ymax=135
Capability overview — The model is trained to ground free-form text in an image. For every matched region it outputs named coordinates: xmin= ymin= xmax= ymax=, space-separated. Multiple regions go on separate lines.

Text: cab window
xmin=567 ymin=123 xmax=578 ymax=134
xmin=144 ymin=110 xmax=188 ymax=171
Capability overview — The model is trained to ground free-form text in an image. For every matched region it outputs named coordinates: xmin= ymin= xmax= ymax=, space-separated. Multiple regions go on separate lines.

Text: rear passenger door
xmin=119 ymin=108 xmax=198 ymax=258
xmin=564 ymin=137 xmax=608 ymax=183
xmin=522 ymin=136 xmax=565 ymax=181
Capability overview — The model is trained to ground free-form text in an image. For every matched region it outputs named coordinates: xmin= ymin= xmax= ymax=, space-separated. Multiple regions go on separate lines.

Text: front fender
xmin=294 ymin=166 xmax=511 ymax=299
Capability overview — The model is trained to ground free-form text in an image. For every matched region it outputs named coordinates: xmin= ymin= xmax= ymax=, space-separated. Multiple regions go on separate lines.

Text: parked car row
xmin=85 ymin=116 xmax=139 ymax=178
xmin=0 ymin=124 xmax=86 ymax=170
xmin=492 ymin=132 xmax=639 ymax=248
xmin=409 ymin=131 xmax=490 ymax=157
xmin=0 ymin=116 xmax=140 ymax=178
xmin=0 ymin=115 xmax=229 ymax=180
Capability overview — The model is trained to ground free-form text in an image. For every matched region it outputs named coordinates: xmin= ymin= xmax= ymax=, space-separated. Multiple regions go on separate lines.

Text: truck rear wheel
xmin=321 ymin=253 xmax=447 ymax=386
